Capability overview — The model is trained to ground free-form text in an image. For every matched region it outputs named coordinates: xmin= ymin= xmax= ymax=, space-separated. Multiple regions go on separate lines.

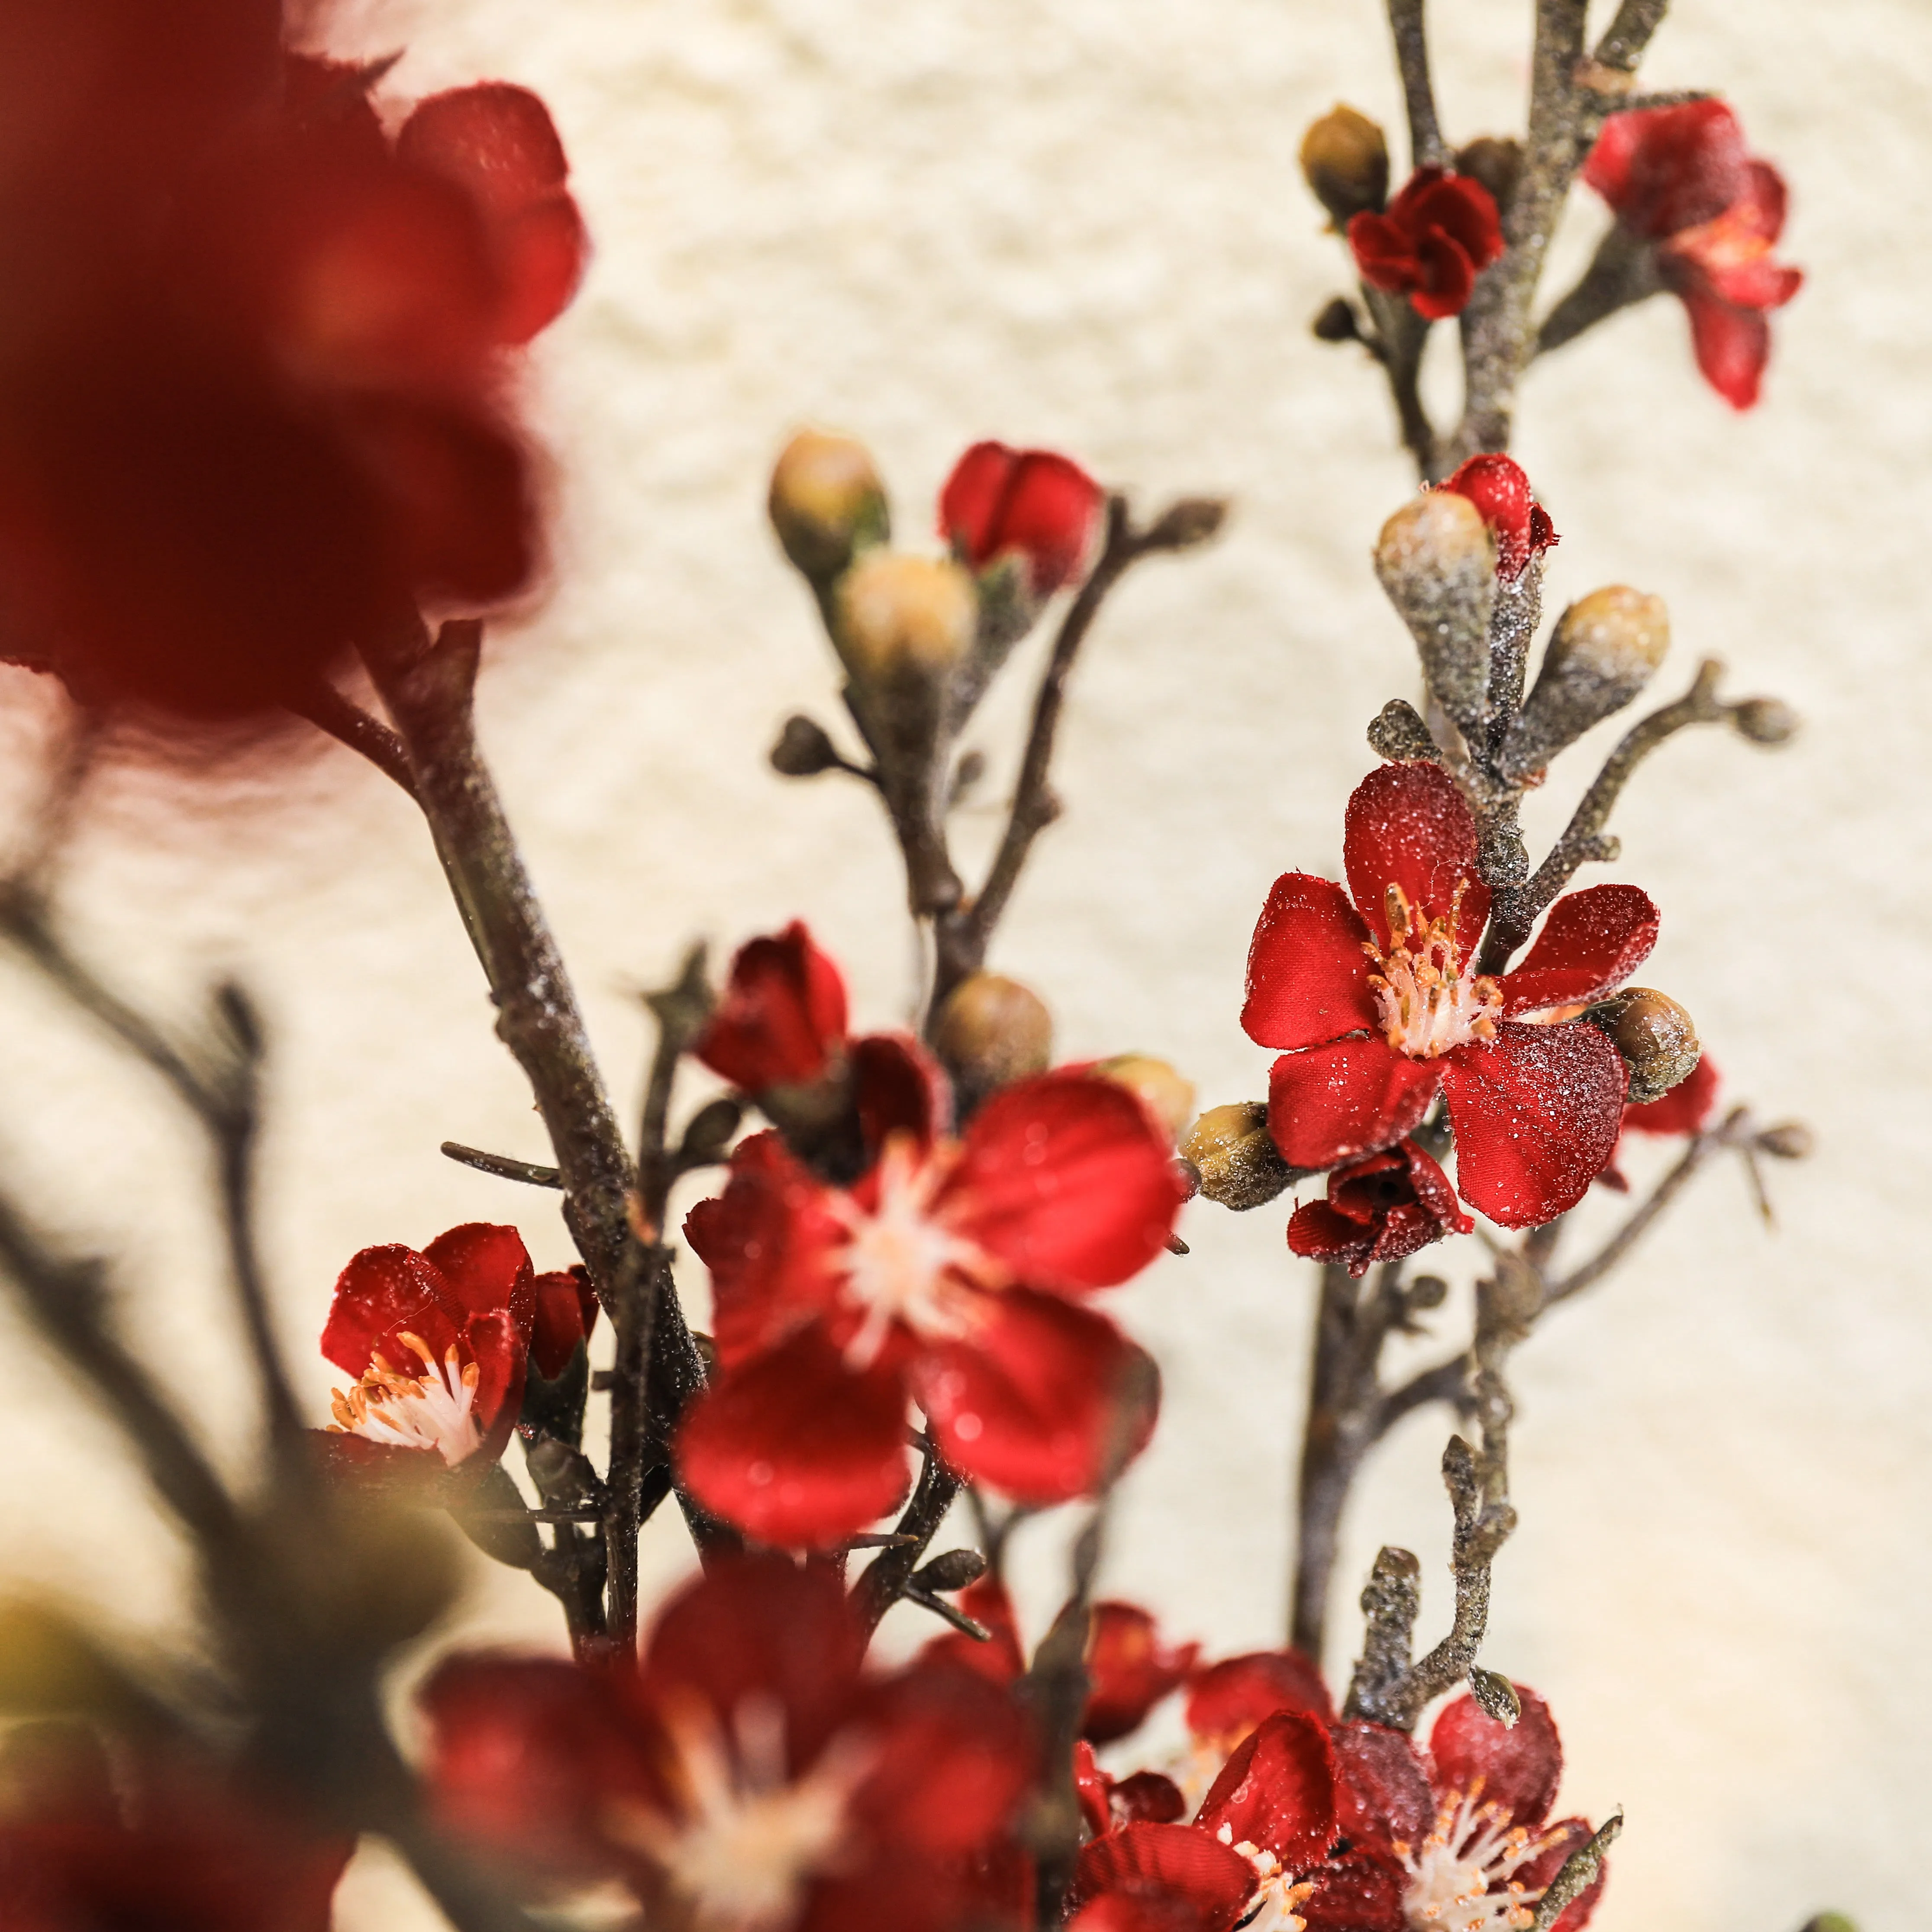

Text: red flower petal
xmin=948 ymin=1071 xmax=1184 ymax=1291
xmin=1295 ymin=1847 xmax=1408 ymax=1932
xmin=1113 ymin=1771 xmax=1188 ymax=1826
xmin=1268 ymin=1039 xmax=1442 ymax=1169
xmin=1240 ymin=874 xmax=1379 ymax=1054
xmin=674 ymin=1330 xmax=911 ymax=1547
xmin=1184 ymin=1650 xmax=1334 ymax=1751
xmin=529 ymin=1266 xmax=599 ymax=1380
xmin=914 ymin=1290 xmax=1152 ymax=1504
xmin=938 ymin=442 xmax=1018 ymax=564
xmin=1406 ymin=175 xmax=1503 ymax=271
xmin=696 ymin=921 xmax=849 ymax=1091
xmin=1497 ymin=884 xmax=1658 ymax=1016
xmin=397 ymin=83 xmax=586 ymax=344
xmin=1427 ymin=1685 xmax=1562 ymax=1829
xmin=1441 ymin=454 xmax=1558 ymax=581
xmin=1519 ymin=1816 xmax=1609 ymax=1929
xmin=422 ymin=1222 xmax=536 ymax=1326
xmin=1329 ymin=1721 xmax=1433 ymax=1849
xmin=1343 ymin=762 xmax=1487 ymax=954
xmin=1345 ymin=210 xmax=1415 ymax=293
xmin=1677 ymin=285 xmax=1773 ymax=410
xmin=1622 ymin=1053 xmax=1720 ymax=1137
xmin=1286 ymin=1200 xmax=1378 ymax=1274
xmin=1196 ymin=1710 xmax=1339 ymax=1871
xmin=319 ymin=1244 xmax=465 ymax=1377
xmin=1084 ymin=1604 xmax=1201 ymax=1745
xmin=1072 ymin=1823 xmax=1259 ymax=1932
xmin=853 ymin=1032 xmax=951 ymax=1155
xmin=1583 ymin=101 xmax=1748 ymax=240
xmin=465 ymin=1307 xmax=532 ymax=1439
xmin=684 ymin=1133 xmax=848 ymax=1369
xmin=644 ymin=1557 xmax=867 ymax=1774
xmin=1440 ymin=1021 xmax=1625 ymax=1227
xmin=939 ymin=442 xmax=1103 ymax=597
xmin=1409 ymin=229 xmax=1477 ymax=321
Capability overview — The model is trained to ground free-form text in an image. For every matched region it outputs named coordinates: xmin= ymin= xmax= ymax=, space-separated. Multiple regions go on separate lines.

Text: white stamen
xmin=1398 ymin=1783 xmax=1565 ymax=1931
xmin=826 ymin=1135 xmax=1005 ymax=1368
xmin=1213 ymin=1823 xmax=1313 ymax=1932
xmin=609 ymin=1693 xmax=871 ymax=1932
xmin=1364 ymin=883 xmax=1502 ymax=1060
xmin=328 ymin=1331 xmax=484 ymax=1468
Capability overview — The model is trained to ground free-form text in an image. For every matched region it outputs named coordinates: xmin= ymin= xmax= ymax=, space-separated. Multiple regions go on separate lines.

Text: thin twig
xmin=439 ymin=1142 xmax=564 ymax=1188
xmin=287 ymin=683 xmax=422 ymax=801
xmin=853 ymin=1449 xmax=961 ymax=1636
xmin=1386 ymin=0 xmax=1448 ymax=169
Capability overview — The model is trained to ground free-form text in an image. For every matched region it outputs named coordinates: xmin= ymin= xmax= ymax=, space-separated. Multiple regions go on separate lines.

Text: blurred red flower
xmin=1348 ymin=169 xmax=1503 ymax=321
xmin=940 ymin=442 xmax=1105 ymax=600
xmin=1287 ymin=1136 xmax=1472 ymax=1277
xmin=1439 ymin=454 xmax=1558 ymax=582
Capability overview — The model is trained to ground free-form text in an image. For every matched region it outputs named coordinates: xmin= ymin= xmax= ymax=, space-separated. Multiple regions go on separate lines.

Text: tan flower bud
xmin=1584 ymin=986 xmax=1700 ymax=1105
xmin=1503 ymin=586 xmax=1668 ymax=775
xmin=1374 ymin=492 xmax=1497 ymax=741
xmin=1180 ymin=1101 xmax=1297 ymax=1211
xmin=1454 ymin=137 xmax=1523 ymax=216
xmin=933 ymin=974 xmax=1053 ymax=1102
xmin=1731 ymin=696 xmax=1800 ymax=745
xmin=1300 ymin=105 xmax=1390 ymax=229
xmin=1093 ymin=1055 xmax=1198 ymax=1140
xmin=833 ymin=552 xmax=977 ymax=691
xmin=1756 ymin=1120 xmax=1813 ymax=1161
xmin=769 ymin=428 xmax=890 ymax=584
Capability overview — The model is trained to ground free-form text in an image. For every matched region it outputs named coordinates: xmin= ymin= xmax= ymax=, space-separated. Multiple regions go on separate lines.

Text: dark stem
xmin=1363 ymin=288 xmax=1442 ymax=485
xmin=439 ymin=1142 xmax=563 ymax=1188
xmin=1386 ymin=0 xmax=1448 ymax=169
xmin=853 ymin=1449 xmax=961 ymax=1637
xmin=1290 ymin=1264 xmax=1360 ymax=1658
xmin=287 ymin=682 xmax=422 ymax=801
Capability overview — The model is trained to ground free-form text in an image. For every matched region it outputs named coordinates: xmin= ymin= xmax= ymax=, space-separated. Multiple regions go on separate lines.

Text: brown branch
xmin=1536 ymin=223 xmax=1664 ymax=358
xmin=853 ymin=1448 xmax=961 ymax=1637
xmin=1532 ymin=1813 xmax=1623 ymax=1929
xmin=1591 ymin=0 xmax=1670 ymax=70
xmin=357 ymin=615 xmax=718 ymax=1548
xmin=1478 ymin=658 xmax=1728 ymax=971
xmin=439 ymin=1142 xmax=563 ymax=1189
xmin=1386 ymin=0 xmax=1448 ymax=170
xmin=287 ymin=682 xmax=421 ymax=801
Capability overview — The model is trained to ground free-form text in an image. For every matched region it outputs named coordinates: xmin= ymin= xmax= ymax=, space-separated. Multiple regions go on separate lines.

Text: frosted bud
xmin=1180 ymin=1101 xmax=1297 ymax=1211
xmin=1374 ymin=492 xmax=1497 ymax=741
xmin=1584 ymin=986 xmax=1700 ymax=1105
xmin=1093 ymin=1055 xmax=1198 ymax=1140
xmin=1300 ymin=105 xmax=1389 ymax=228
xmin=933 ymin=974 xmax=1053 ymax=1102
xmin=1503 ymin=586 xmax=1668 ymax=776
xmin=833 ymin=553 xmax=977 ymax=691
xmin=1731 ymin=696 xmax=1800 ymax=746
xmin=769 ymin=429 xmax=890 ymax=584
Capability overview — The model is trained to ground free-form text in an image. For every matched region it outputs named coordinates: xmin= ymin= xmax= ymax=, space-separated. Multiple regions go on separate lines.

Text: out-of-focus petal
xmin=696 ymin=922 xmax=849 ymax=1092
xmin=1427 ymin=1686 xmax=1563 ymax=1829
xmin=1196 ymin=1710 xmax=1339 ymax=1871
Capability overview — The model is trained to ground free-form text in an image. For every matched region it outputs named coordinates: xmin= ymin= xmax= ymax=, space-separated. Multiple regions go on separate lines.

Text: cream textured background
xmin=0 ymin=2 xmax=1925 ymax=1927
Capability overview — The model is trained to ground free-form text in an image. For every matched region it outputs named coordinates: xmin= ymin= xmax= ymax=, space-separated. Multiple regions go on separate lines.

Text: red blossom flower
xmin=0 ymin=13 xmax=584 ymax=722
xmin=940 ymin=442 xmax=1105 ymax=599
xmin=1243 ymin=762 xmax=1656 ymax=1228
xmin=1583 ymin=102 xmax=1802 ymax=410
xmin=1348 ymin=169 xmax=1503 ymax=321
xmin=529 ymin=1262 xmax=601 ymax=1379
xmin=421 ymin=1555 xmax=1032 ymax=1932
xmin=1073 ymin=1688 xmax=1607 ymax=1932
xmin=675 ymin=1063 xmax=1184 ymax=1545
xmin=318 ymin=1222 xmax=541 ymax=1475
xmin=1287 ymin=1136 xmax=1473 ymax=1277
xmin=697 ymin=921 xmax=851 ymax=1092
xmin=1439 ymin=455 xmax=1558 ymax=582
xmin=0 ymin=1741 xmax=350 ymax=1932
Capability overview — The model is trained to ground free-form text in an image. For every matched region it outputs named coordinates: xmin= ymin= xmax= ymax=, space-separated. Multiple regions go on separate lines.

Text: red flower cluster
xmin=0 ymin=6 xmax=585 ymax=720
xmin=1349 ymin=170 xmax=1503 ymax=321
xmin=1583 ymin=101 xmax=1802 ymax=409
xmin=1287 ymin=1137 xmax=1473 ymax=1277
xmin=317 ymin=1222 xmax=595 ymax=1480
xmin=1073 ymin=1685 xmax=1605 ymax=1932
xmin=940 ymin=442 xmax=1105 ymax=600
xmin=1439 ymin=455 xmax=1558 ymax=582
xmin=1244 ymin=763 xmax=1657 ymax=1228
xmin=422 ymin=1557 xmax=1031 ymax=1932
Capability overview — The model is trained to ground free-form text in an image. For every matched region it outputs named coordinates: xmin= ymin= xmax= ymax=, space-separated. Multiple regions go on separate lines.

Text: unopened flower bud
xmin=1367 ymin=697 xmax=1440 ymax=763
xmin=1374 ymin=491 xmax=1497 ymax=740
xmin=913 ymin=1548 xmax=989 ymax=1593
xmin=1181 ymin=1101 xmax=1297 ymax=1211
xmin=1584 ymin=986 xmax=1700 ymax=1104
xmin=933 ymin=974 xmax=1053 ymax=1101
xmin=1313 ymin=296 xmax=1360 ymax=343
xmin=769 ymin=428 xmax=890 ymax=584
xmin=1454 ymin=137 xmax=1523 ymax=216
xmin=1730 ymin=696 xmax=1800 ymax=746
xmin=1799 ymin=1914 xmax=1858 ymax=1932
xmin=833 ymin=552 xmax=977 ymax=692
xmin=769 ymin=713 xmax=840 ymax=777
xmin=1300 ymin=105 xmax=1390 ymax=228
xmin=1503 ymin=586 xmax=1669 ymax=776
xmin=1756 ymin=1120 xmax=1813 ymax=1161
xmin=1093 ymin=1055 xmax=1197 ymax=1140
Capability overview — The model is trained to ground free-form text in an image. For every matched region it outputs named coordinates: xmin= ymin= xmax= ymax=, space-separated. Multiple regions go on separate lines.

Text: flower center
xmin=610 ymin=1694 xmax=869 ymax=1932
xmin=1394 ymin=1785 xmax=1565 ymax=1931
xmin=1212 ymin=1824 xmax=1314 ymax=1932
xmin=827 ymin=1135 xmax=1003 ymax=1368
xmin=328 ymin=1331 xmax=484 ymax=1468
xmin=1363 ymin=883 xmax=1501 ymax=1059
